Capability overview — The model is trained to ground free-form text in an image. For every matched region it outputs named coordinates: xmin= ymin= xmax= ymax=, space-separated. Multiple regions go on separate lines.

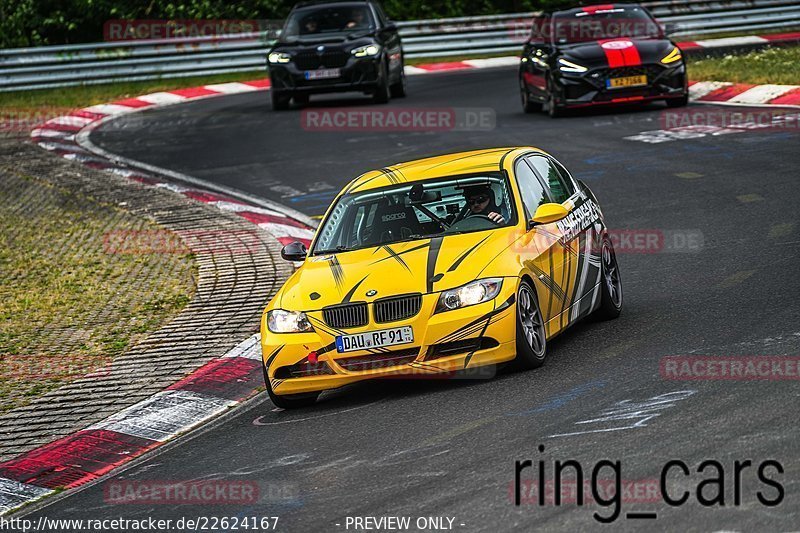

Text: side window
xmin=514 ymin=159 xmax=550 ymax=220
xmin=527 ymin=155 xmax=574 ymax=204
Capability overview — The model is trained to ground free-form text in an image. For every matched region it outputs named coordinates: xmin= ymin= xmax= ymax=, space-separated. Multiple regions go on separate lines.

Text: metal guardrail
xmin=1 ymin=0 xmax=799 ymax=91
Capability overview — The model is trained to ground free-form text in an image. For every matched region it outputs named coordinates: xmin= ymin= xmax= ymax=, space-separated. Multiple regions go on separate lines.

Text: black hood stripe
xmin=426 ymin=237 xmax=444 ymax=293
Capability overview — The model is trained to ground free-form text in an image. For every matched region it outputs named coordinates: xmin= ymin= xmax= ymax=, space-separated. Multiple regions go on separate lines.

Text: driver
xmin=345 ymin=9 xmax=367 ymax=28
xmin=460 ymin=184 xmax=505 ymax=225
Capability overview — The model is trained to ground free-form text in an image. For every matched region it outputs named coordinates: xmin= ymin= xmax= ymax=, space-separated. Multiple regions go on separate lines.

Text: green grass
xmin=0 ymin=70 xmax=268 ymax=116
xmin=687 ymin=46 xmax=800 ymax=85
xmin=0 ymin=171 xmax=196 ymax=413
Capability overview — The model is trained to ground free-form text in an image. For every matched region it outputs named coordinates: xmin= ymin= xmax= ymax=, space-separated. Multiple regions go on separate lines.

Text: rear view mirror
xmin=281 ymin=241 xmax=307 ymax=261
xmin=408 ymin=183 xmax=441 ymax=204
xmin=531 ymin=203 xmax=569 ymax=225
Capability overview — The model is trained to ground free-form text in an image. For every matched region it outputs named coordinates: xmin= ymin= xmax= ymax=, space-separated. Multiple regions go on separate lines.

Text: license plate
xmin=336 ymin=326 xmax=413 ymax=353
xmin=305 ymin=68 xmax=341 ymax=80
xmin=606 ymin=75 xmax=647 ymax=89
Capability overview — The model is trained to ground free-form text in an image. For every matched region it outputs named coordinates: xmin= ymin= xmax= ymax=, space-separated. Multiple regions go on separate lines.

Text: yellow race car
xmin=261 ymin=147 xmax=622 ymax=408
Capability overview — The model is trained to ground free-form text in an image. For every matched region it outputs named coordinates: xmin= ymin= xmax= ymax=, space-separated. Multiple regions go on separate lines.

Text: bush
xmin=0 ymin=0 xmax=574 ymax=48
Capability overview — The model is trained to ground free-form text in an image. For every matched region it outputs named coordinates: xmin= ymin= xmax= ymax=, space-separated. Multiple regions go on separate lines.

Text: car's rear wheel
xmin=373 ymin=60 xmax=391 ymax=104
xmin=271 ymin=91 xmax=291 ymax=111
xmin=262 ymin=364 xmax=319 ymax=409
xmin=593 ymin=237 xmax=623 ymax=320
xmin=666 ymin=94 xmax=689 ymax=108
xmin=520 ymin=80 xmax=542 ymax=114
xmin=514 ymin=280 xmax=547 ymax=369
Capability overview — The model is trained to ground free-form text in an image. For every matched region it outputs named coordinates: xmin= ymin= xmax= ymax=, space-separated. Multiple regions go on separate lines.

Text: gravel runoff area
xmin=0 ymin=135 xmax=291 ymax=462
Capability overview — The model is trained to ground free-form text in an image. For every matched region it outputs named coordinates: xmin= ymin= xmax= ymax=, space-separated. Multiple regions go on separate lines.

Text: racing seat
xmin=367 ymin=202 xmax=419 ymax=245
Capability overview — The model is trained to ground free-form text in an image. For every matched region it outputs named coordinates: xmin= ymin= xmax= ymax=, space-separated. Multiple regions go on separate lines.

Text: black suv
xmin=268 ymin=0 xmax=405 ymax=109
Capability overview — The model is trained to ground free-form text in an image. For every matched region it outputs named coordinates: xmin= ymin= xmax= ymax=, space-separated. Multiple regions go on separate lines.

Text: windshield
xmin=551 ymin=7 xmax=662 ymax=44
xmin=312 ymin=173 xmax=516 ymax=255
xmin=282 ymin=5 xmax=375 ymax=39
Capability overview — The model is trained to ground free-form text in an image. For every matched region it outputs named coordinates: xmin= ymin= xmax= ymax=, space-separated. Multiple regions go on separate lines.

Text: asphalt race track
xmin=30 ymin=67 xmax=800 ymax=530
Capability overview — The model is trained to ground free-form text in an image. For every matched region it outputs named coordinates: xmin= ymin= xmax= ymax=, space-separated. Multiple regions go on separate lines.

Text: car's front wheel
xmin=593 ymin=237 xmax=623 ymax=320
xmin=390 ymin=63 xmax=407 ymax=98
xmin=666 ymin=94 xmax=689 ymax=108
xmin=514 ymin=280 xmax=547 ymax=369
xmin=373 ymin=60 xmax=391 ymax=104
xmin=262 ymin=365 xmax=319 ymax=409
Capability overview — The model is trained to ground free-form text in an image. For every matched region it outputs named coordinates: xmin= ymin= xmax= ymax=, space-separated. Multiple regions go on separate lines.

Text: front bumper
xmin=553 ymin=62 xmax=687 ymax=108
xmin=261 ymin=280 xmax=518 ymax=396
xmin=269 ymin=56 xmax=382 ymax=95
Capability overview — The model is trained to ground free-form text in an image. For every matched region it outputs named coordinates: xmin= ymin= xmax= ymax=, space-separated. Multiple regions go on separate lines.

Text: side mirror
xmin=281 ymin=241 xmax=307 ymax=262
xmin=384 ymin=22 xmax=397 ymax=32
xmin=531 ymin=203 xmax=569 ymax=226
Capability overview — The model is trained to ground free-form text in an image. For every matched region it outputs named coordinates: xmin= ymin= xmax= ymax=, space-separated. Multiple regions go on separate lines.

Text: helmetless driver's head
xmin=464 ymin=185 xmax=493 ymax=214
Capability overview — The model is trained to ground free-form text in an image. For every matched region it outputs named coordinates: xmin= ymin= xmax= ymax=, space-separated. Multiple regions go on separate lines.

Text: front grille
xmin=274 ymin=361 xmax=335 ymax=379
xmin=294 ymin=50 xmax=350 ymax=70
xmin=374 ymin=294 xmax=422 ymax=324
xmin=337 ymin=348 xmax=420 ymax=372
xmin=600 ymin=64 xmax=663 ymax=82
xmin=323 ymin=302 xmax=368 ymax=329
xmin=426 ymin=337 xmax=499 ymax=360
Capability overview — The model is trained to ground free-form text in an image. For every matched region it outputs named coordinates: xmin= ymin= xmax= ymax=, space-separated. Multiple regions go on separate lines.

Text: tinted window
xmin=514 ymin=160 xmax=550 ymax=219
xmin=283 ymin=5 xmax=375 ymax=38
xmin=313 ymin=173 xmax=516 ymax=255
xmin=527 ymin=155 xmax=575 ymax=204
xmin=551 ymin=6 xmax=661 ymax=44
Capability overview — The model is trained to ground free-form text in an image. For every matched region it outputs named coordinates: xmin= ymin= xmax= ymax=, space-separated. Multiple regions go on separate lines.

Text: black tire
xmin=513 ymin=280 xmax=547 ymax=370
xmin=293 ymin=94 xmax=310 ymax=107
xmin=373 ymin=60 xmax=391 ymax=104
xmin=390 ymin=62 xmax=407 ymax=98
xmin=666 ymin=94 xmax=689 ymax=108
xmin=262 ymin=364 xmax=319 ymax=409
xmin=271 ymin=91 xmax=291 ymax=111
xmin=547 ymin=93 xmax=563 ymax=118
xmin=593 ymin=237 xmax=623 ymax=320
xmin=520 ymin=82 xmax=542 ymax=114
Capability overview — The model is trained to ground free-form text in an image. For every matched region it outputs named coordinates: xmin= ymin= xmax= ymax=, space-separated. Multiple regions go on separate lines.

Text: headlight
xmin=435 ymin=278 xmax=503 ymax=313
xmin=267 ymin=309 xmax=312 ymax=333
xmin=268 ymin=52 xmax=291 ymax=64
xmin=660 ymin=47 xmax=682 ymax=65
xmin=352 ymin=44 xmax=381 ymax=57
xmin=558 ymin=58 xmax=588 ymax=73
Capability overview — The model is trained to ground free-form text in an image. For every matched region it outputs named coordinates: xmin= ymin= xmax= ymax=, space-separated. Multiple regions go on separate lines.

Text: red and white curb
xmin=689 ymin=80 xmax=800 ymax=105
xmin=0 ymin=334 xmax=264 ymax=514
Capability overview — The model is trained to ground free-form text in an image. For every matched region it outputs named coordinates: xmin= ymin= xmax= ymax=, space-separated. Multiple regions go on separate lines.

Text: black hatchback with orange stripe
xmin=518 ymin=3 xmax=688 ymax=117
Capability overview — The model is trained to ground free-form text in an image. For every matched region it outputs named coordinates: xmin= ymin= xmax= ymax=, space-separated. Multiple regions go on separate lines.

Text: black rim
xmin=602 ymin=241 xmax=622 ymax=308
xmin=518 ymin=285 xmax=545 ymax=358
